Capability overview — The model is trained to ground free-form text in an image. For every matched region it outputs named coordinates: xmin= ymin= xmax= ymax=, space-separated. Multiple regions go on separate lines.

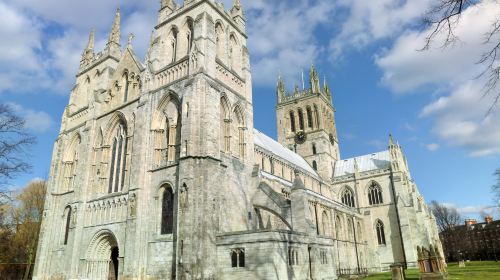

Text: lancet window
xmin=62 ymin=135 xmax=80 ymax=193
xmin=306 ymin=106 xmax=313 ymax=128
xmin=231 ymin=248 xmax=245 ymax=268
xmin=161 ymin=186 xmax=174 ymax=235
xmin=376 ymin=220 xmax=386 ymax=245
xmin=298 ymin=108 xmax=304 ymax=131
xmin=289 ymin=111 xmax=296 ymax=132
xmin=108 ymin=123 xmax=127 ymax=193
xmin=368 ymin=182 xmax=383 ymax=205
xmin=153 ymin=96 xmax=180 ymax=167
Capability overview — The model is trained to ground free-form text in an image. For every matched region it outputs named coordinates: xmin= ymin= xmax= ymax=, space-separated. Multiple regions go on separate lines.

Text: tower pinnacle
xmin=105 ymin=8 xmax=121 ymax=56
xmin=80 ymin=29 xmax=95 ymax=68
xmin=230 ymin=0 xmax=245 ymax=30
xmin=161 ymin=0 xmax=175 ymax=10
xmin=277 ymin=75 xmax=286 ymax=103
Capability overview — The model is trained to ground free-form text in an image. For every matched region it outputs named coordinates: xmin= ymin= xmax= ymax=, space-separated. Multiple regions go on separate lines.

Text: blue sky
xmin=1 ymin=0 xmax=499 ymax=219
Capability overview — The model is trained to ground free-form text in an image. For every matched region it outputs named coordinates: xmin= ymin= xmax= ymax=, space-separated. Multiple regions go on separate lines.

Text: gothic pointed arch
xmin=220 ymin=95 xmax=231 ymax=153
xmin=215 ymin=21 xmax=226 ymax=61
xmin=62 ymin=206 xmax=72 ymax=245
xmin=102 ymin=113 xmax=128 ymax=193
xmin=61 ymin=133 xmax=81 ymax=192
xmin=167 ymin=25 xmax=179 ymax=63
xmin=158 ymin=183 xmax=175 ymax=235
xmin=321 ymin=210 xmax=331 ymax=236
xmin=152 ymin=92 xmax=181 ymax=166
xmin=341 ymin=186 xmax=355 ymax=208
xmin=232 ymin=103 xmax=246 ymax=158
xmin=375 ymin=219 xmax=386 ymax=245
xmin=228 ymin=32 xmax=241 ymax=72
xmin=335 ymin=215 xmax=343 ymax=240
xmin=367 ymin=181 xmax=383 ymax=205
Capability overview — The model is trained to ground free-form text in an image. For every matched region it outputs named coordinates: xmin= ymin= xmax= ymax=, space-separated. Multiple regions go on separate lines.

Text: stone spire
xmin=310 ymin=64 xmax=320 ymax=93
xmin=105 ymin=8 xmax=121 ymax=56
xmin=323 ymin=76 xmax=332 ymax=100
xmin=276 ymin=75 xmax=286 ymax=103
xmin=80 ymin=29 xmax=95 ymax=66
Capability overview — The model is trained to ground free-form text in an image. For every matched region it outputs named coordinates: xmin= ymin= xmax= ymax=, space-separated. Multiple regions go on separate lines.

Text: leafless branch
xmin=0 ymin=104 xmax=35 ymax=189
xmin=422 ymin=0 xmax=500 ymax=112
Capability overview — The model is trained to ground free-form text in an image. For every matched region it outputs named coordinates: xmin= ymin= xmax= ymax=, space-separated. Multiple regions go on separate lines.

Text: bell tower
xmin=276 ymin=65 xmax=340 ymax=179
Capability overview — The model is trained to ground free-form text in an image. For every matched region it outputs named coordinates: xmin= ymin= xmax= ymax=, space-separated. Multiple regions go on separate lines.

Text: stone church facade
xmin=33 ymin=0 xmax=443 ymax=279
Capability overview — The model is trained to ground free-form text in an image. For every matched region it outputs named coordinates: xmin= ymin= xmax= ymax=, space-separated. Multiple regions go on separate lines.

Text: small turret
xmin=161 ymin=0 xmax=175 ymax=10
xmin=105 ymin=8 xmax=121 ymax=57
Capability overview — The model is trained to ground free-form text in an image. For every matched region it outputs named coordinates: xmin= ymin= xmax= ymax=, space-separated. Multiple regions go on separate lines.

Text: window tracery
xmin=368 ymin=182 xmax=383 ymax=205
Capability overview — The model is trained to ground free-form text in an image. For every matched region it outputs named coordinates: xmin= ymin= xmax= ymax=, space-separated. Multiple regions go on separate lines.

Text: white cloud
xmin=244 ymin=0 xmax=336 ymax=87
xmin=426 ymin=143 xmax=439 ymax=152
xmin=7 ymin=103 xmax=53 ymax=133
xmin=330 ymin=0 xmax=432 ymax=58
xmin=376 ymin=1 xmax=500 ymax=156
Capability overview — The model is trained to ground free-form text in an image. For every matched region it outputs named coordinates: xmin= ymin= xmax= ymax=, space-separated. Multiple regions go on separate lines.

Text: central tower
xmin=276 ymin=66 xmax=340 ymax=179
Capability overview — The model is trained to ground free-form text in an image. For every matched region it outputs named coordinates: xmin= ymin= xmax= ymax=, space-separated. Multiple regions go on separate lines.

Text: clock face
xmin=295 ymin=131 xmax=307 ymax=144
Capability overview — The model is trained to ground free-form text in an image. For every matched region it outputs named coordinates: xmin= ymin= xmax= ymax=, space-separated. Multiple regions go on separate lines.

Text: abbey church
xmin=33 ymin=0 xmax=443 ymax=279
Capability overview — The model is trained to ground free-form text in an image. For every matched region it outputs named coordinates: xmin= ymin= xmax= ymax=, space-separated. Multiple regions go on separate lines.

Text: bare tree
xmin=494 ymin=168 xmax=500 ymax=206
xmin=429 ymin=200 xmax=462 ymax=232
xmin=0 ymin=104 xmax=35 ymax=188
xmin=423 ymin=0 xmax=500 ymax=112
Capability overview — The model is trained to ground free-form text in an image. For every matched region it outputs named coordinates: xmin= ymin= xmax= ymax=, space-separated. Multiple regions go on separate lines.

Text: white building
xmin=33 ymin=1 xmax=443 ymax=279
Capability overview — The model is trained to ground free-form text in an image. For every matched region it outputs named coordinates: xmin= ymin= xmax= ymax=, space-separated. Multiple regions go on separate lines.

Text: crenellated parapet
xmin=276 ymin=65 xmax=333 ymax=105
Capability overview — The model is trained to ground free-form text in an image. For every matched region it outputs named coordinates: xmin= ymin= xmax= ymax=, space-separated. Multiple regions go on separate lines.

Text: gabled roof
xmin=334 ymin=150 xmax=391 ymax=177
xmin=253 ymin=129 xmax=318 ymax=177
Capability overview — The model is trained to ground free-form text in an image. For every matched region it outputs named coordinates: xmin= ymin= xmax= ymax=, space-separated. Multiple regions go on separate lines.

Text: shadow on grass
xmin=364 ymin=261 xmax=500 ymax=280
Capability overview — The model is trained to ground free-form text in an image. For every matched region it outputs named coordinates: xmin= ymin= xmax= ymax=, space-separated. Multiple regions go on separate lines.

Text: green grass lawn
xmin=364 ymin=261 xmax=500 ymax=280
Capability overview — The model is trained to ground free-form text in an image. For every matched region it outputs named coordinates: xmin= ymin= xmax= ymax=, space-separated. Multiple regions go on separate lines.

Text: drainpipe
xmin=389 ymin=169 xmax=408 ymax=270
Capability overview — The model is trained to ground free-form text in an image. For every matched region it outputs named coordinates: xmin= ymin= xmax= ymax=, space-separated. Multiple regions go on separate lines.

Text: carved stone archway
xmin=84 ymin=230 xmax=120 ymax=280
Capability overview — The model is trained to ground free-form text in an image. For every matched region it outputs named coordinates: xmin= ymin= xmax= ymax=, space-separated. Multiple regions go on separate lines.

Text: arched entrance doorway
xmin=85 ymin=230 xmax=120 ymax=280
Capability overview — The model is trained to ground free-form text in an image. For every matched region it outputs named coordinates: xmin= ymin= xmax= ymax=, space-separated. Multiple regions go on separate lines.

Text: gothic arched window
xmin=215 ymin=22 xmax=225 ymax=60
xmin=233 ymin=106 xmax=246 ymax=159
xmin=313 ymin=105 xmax=320 ymax=129
xmin=321 ymin=211 xmax=330 ymax=236
xmin=62 ymin=135 xmax=80 ymax=192
xmin=347 ymin=218 xmax=354 ymax=241
xmin=220 ymin=97 xmax=231 ymax=153
xmin=306 ymin=106 xmax=313 ymax=128
xmin=376 ymin=220 xmax=386 ymax=245
xmin=312 ymin=161 xmax=318 ymax=171
xmin=108 ymin=123 xmax=127 ymax=193
xmin=368 ymin=182 xmax=383 ymax=205
xmin=161 ymin=186 xmax=174 ymax=234
xmin=341 ymin=188 xmax=355 ymax=208
xmin=289 ymin=111 xmax=296 ymax=132
xmin=357 ymin=221 xmax=363 ymax=241
xmin=122 ymin=72 xmax=129 ymax=102
xmin=170 ymin=27 xmax=179 ymax=63
xmin=335 ymin=215 xmax=342 ymax=240
xmin=187 ymin=18 xmax=194 ymax=53
xmin=298 ymin=108 xmax=304 ymax=131
xmin=63 ymin=206 xmax=72 ymax=245
xmin=312 ymin=144 xmax=317 ymax=155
